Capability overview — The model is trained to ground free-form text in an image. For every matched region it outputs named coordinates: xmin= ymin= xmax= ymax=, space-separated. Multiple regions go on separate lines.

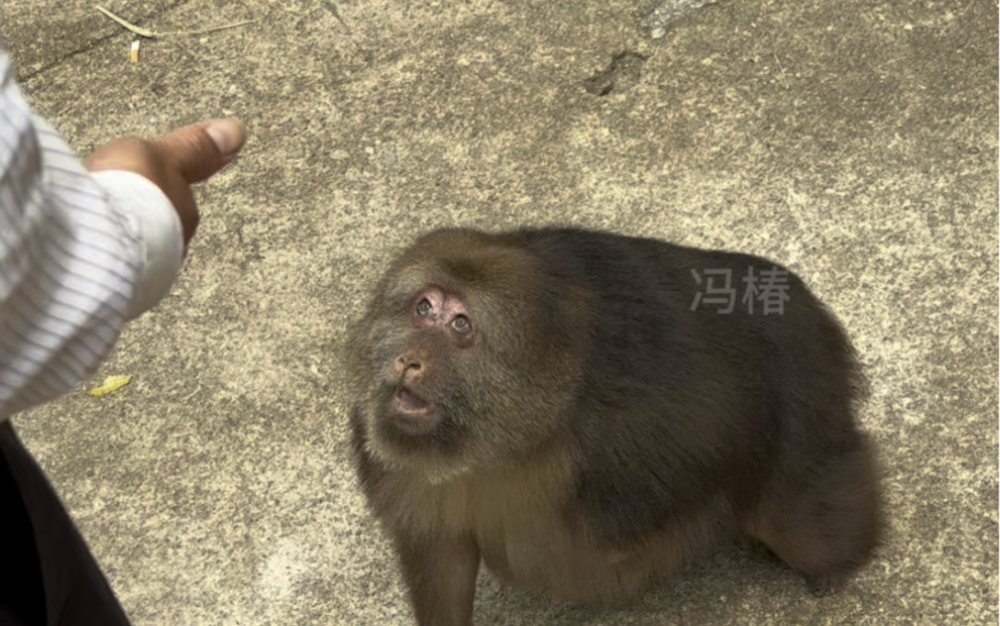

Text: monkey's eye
xmin=451 ymin=315 xmax=472 ymax=334
xmin=416 ymin=298 xmax=433 ymax=316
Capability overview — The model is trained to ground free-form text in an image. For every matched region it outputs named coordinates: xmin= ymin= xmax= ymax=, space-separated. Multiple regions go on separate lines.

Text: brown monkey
xmin=346 ymin=227 xmax=880 ymax=625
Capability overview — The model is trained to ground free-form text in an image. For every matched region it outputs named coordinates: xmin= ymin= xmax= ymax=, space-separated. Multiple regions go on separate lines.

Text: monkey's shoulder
xmin=504 ymin=227 xmax=820 ymax=313
xmin=509 ymin=227 xmax=795 ymax=270
xmin=509 ymin=227 xmax=853 ymax=374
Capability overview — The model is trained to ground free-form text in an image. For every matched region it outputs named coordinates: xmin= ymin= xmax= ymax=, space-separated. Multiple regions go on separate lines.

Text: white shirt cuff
xmin=90 ymin=170 xmax=184 ymax=321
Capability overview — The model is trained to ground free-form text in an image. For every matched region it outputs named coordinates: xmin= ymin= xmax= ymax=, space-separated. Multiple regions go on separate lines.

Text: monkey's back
xmin=502 ymin=228 xmax=876 ymax=589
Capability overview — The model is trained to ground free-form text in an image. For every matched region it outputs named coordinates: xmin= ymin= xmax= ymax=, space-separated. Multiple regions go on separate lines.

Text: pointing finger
xmin=151 ymin=118 xmax=246 ymax=185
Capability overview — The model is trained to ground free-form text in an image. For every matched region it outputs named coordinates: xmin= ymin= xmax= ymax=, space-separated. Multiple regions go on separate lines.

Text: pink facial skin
xmin=389 ymin=288 xmax=477 ymax=435
xmin=409 ymin=287 xmax=476 ymax=347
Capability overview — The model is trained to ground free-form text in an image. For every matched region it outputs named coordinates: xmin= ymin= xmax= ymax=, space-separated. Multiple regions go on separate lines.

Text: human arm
xmin=0 ymin=50 xmax=244 ymax=421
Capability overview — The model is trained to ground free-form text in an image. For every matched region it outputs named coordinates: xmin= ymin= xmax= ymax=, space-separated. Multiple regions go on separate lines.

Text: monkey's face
xmin=347 ymin=230 xmax=595 ymax=481
xmin=374 ymin=285 xmax=476 ymax=451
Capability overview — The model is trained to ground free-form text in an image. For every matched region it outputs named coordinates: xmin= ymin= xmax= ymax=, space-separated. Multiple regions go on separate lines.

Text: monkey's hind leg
xmin=747 ymin=435 xmax=882 ymax=595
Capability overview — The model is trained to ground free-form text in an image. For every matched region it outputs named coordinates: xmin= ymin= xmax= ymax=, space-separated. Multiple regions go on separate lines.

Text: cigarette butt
xmin=130 ymin=39 xmax=140 ymax=63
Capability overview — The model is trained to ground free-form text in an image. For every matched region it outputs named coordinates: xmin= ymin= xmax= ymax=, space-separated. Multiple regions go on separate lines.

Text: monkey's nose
xmin=396 ymin=352 xmax=423 ymax=377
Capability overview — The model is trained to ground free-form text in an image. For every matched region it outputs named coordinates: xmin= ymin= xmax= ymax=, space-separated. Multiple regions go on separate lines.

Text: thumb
xmin=151 ymin=118 xmax=246 ymax=184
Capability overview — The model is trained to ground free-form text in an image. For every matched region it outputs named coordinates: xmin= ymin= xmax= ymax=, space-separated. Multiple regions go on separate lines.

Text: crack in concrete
xmin=16 ymin=0 xmax=191 ymax=82
xmin=17 ymin=36 xmax=115 ymax=83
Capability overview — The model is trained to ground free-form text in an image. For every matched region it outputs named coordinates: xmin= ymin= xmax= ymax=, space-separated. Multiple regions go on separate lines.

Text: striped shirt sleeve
xmin=0 ymin=50 xmax=184 ymax=421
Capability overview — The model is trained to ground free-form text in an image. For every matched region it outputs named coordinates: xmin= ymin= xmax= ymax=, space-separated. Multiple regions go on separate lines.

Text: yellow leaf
xmin=88 ymin=375 xmax=133 ymax=397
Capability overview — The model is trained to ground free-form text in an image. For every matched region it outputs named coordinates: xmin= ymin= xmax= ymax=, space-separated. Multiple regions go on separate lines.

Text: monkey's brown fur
xmin=347 ymin=227 xmax=881 ymax=625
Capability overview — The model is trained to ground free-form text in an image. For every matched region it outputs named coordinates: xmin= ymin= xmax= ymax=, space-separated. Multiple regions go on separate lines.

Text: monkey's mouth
xmin=392 ymin=387 xmax=439 ymax=435
xmin=395 ymin=387 xmax=429 ymax=411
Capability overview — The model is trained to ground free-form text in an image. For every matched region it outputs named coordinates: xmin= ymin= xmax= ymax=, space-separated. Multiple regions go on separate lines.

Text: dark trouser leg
xmin=0 ymin=421 xmax=131 ymax=626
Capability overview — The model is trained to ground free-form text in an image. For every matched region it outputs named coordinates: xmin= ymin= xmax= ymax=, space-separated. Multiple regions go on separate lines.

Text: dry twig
xmin=95 ymin=5 xmax=259 ymax=38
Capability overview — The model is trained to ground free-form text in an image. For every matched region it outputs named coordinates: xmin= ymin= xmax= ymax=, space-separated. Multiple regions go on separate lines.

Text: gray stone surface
xmin=1 ymin=0 xmax=996 ymax=624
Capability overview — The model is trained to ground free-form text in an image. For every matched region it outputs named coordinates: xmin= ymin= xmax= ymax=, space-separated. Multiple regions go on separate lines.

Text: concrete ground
xmin=1 ymin=0 xmax=996 ymax=624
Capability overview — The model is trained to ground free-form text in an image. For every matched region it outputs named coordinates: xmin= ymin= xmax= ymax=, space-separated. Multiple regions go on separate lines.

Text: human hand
xmin=83 ymin=119 xmax=246 ymax=245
